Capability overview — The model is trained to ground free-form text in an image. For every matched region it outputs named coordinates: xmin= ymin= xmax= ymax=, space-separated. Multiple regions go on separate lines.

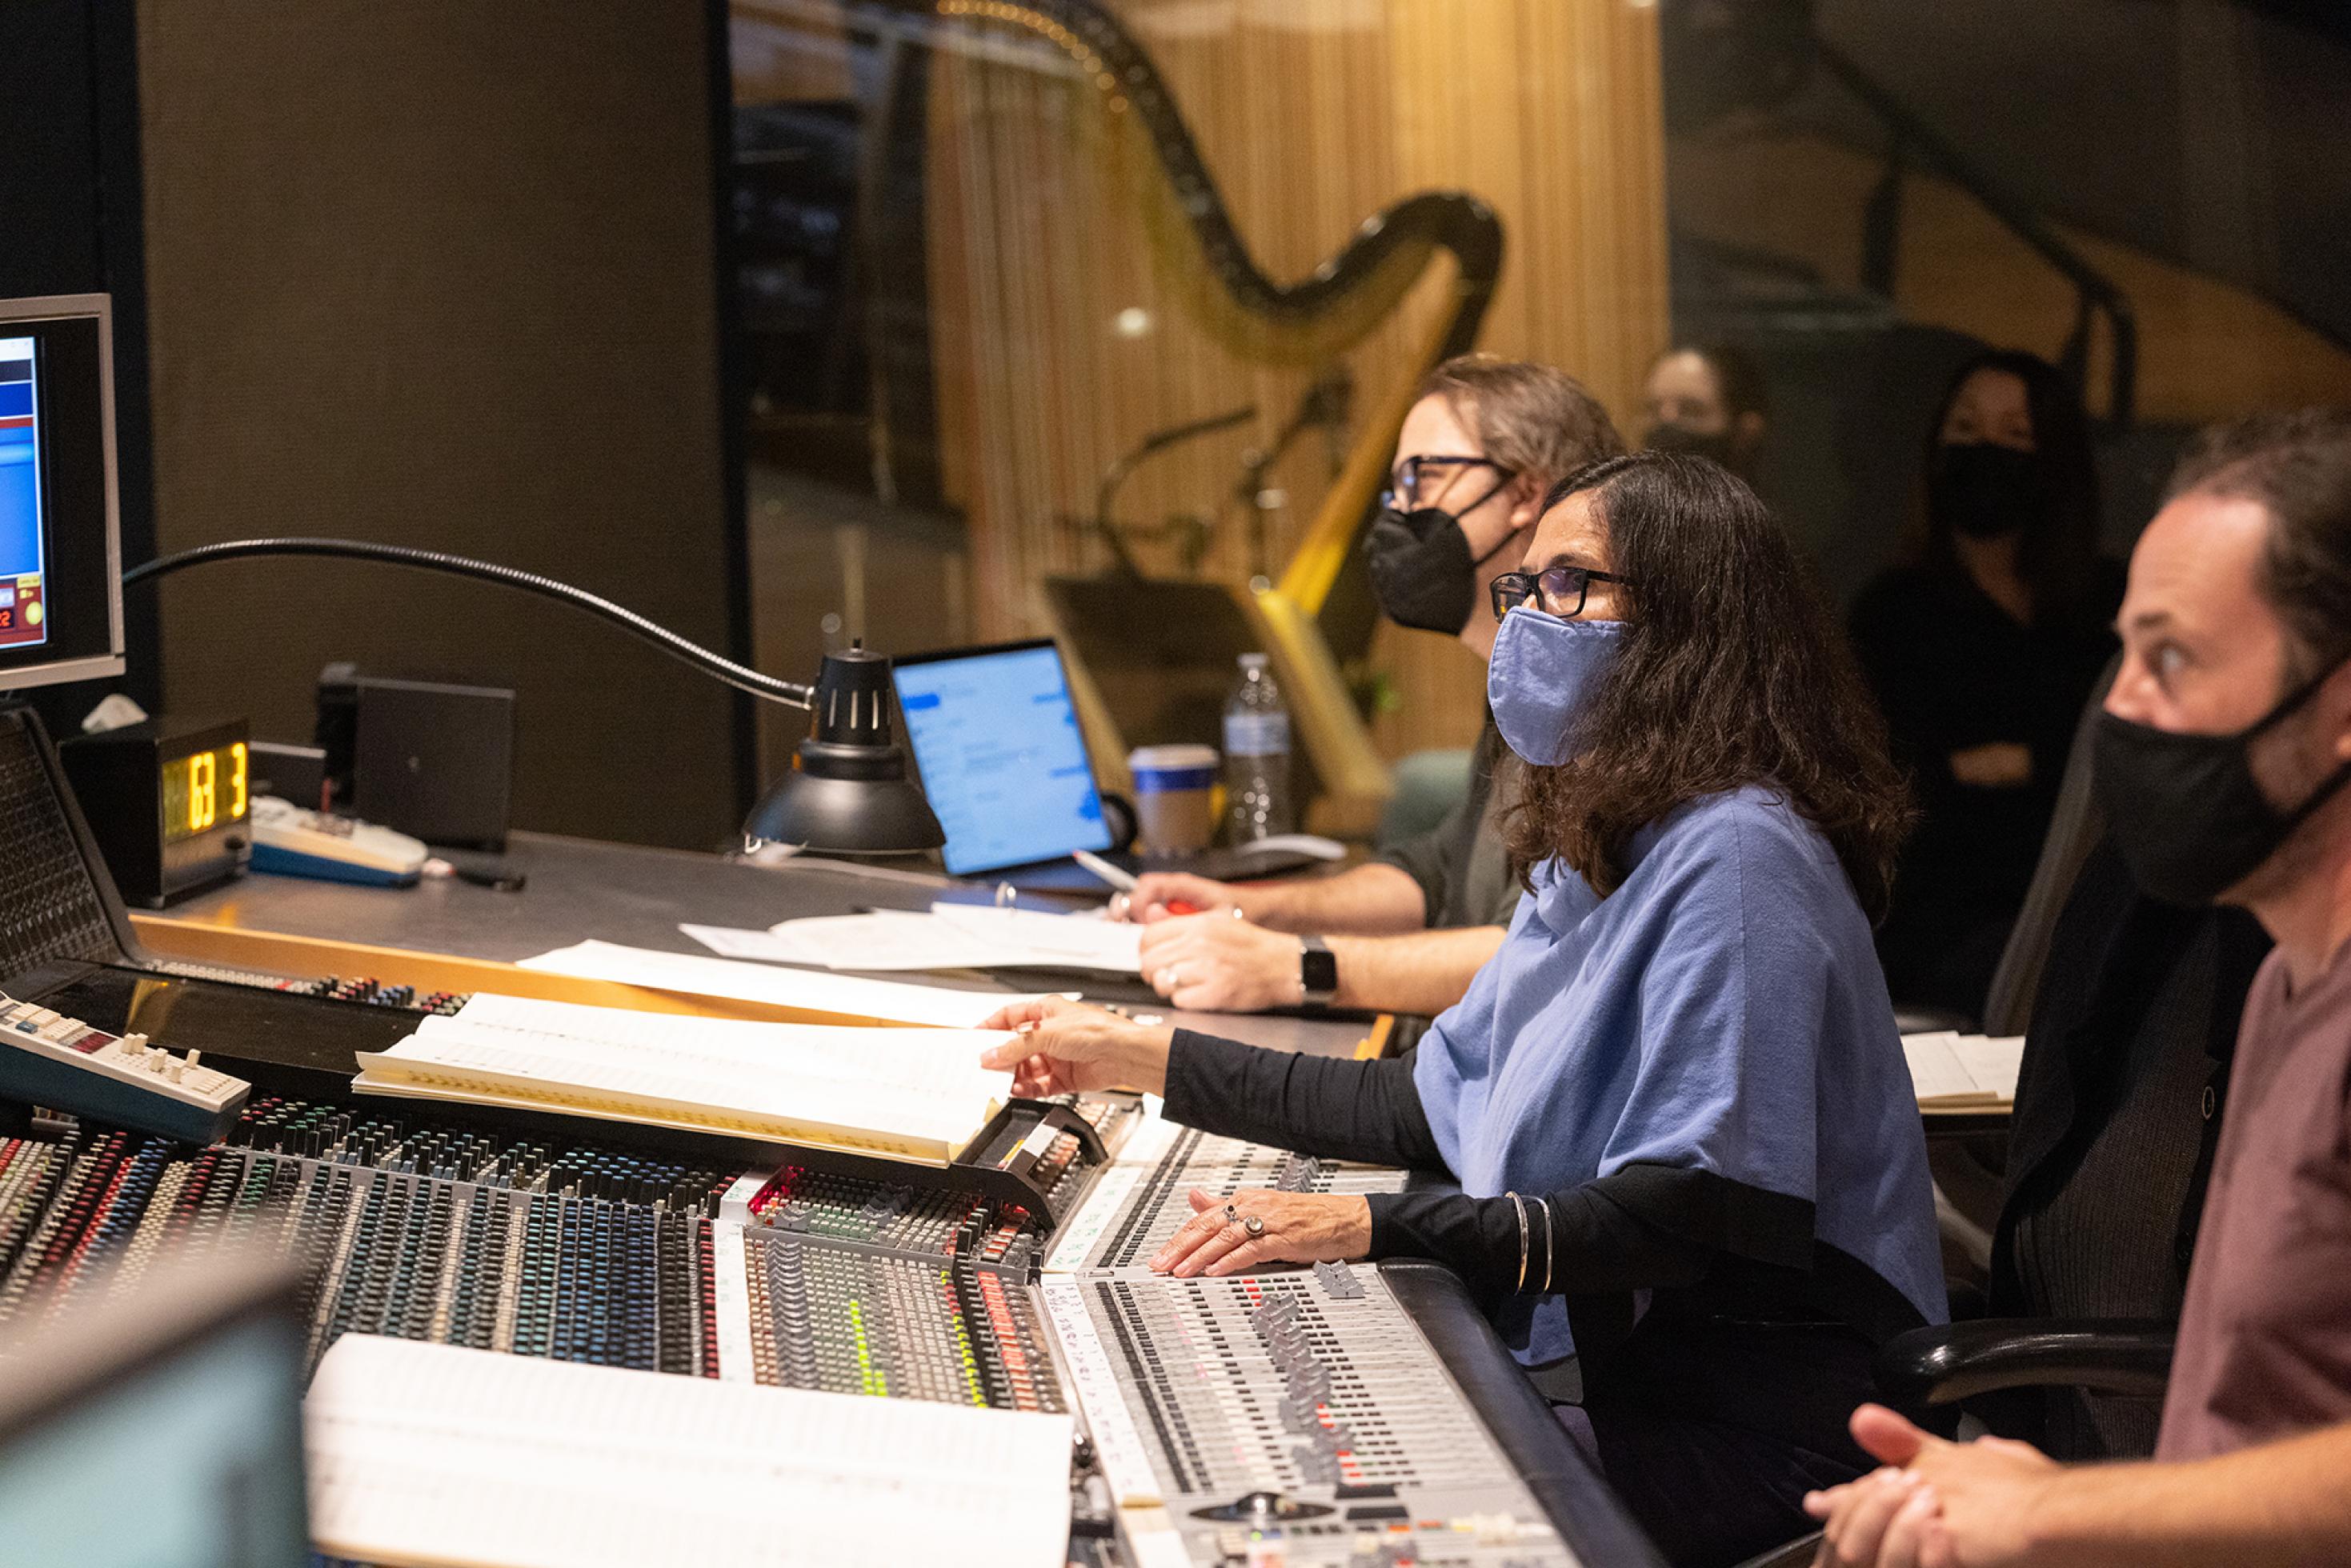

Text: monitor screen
xmin=0 ymin=296 xmax=124 ymax=691
xmin=0 ymin=1258 xmax=310 ymax=1568
xmin=0 ymin=334 xmax=52 ymax=652
xmin=0 ymin=1315 xmax=310 ymax=1567
xmin=891 ymin=639 xmax=1112 ymax=876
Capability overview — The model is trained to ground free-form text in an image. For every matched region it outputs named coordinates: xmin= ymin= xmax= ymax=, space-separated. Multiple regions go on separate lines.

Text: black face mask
xmin=1364 ymin=472 xmax=1517 ymax=635
xmin=2093 ymin=663 xmax=2351 ymax=906
xmin=1930 ymin=441 xmax=2047 ymax=540
xmin=1644 ymin=422 xmax=1739 ymax=467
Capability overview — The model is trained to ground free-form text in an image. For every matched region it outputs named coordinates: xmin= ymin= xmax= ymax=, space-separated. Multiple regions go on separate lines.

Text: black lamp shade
xmin=743 ymin=643 xmax=944 ymax=856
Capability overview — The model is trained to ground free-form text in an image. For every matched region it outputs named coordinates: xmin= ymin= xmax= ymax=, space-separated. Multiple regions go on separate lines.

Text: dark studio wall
xmin=0 ymin=0 xmax=158 ymax=726
xmin=134 ymin=0 xmax=752 ymax=850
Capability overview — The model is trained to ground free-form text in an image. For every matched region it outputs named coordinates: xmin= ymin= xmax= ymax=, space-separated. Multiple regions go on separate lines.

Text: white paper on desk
xmin=1948 ymin=1034 xmax=2025 ymax=1103
xmin=735 ymin=912 xmax=1031 ymax=970
xmin=516 ymin=938 xmax=1060 ymax=1027
xmin=928 ymin=904 xmax=1143 ymax=973
xmin=685 ymin=908 xmax=1143 ymax=974
xmin=1901 ymin=1032 xmax=1973 ymax=1103
xmin=307 ymin=1334 xmax=1075 ymax=1568
xmin=1902 ymin=1030 xmax=2022 ymax=1106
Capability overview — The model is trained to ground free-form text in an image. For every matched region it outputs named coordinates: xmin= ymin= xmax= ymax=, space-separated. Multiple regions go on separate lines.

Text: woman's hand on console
xmin=975 ymin=996 xmax=1175 ymax=1098
xmin=1148 ymin=1186 xmax=1373 ymax=1278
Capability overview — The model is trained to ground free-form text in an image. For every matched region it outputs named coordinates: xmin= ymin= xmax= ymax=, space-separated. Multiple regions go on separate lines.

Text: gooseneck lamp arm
xmin=122 ymin=538 xmax=816 ymax=710
xmin=122 ymin=537 xmax=946 ymax=856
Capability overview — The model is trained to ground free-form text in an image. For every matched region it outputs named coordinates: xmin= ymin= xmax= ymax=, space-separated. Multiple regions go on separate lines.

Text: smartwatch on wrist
xmin=1298 ymin=934 xmax=1339 ymax=1007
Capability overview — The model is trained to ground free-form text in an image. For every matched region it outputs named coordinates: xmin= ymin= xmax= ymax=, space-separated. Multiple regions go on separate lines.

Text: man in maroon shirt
xmin=1808 ymin=408 xmax=2351 ymax=1567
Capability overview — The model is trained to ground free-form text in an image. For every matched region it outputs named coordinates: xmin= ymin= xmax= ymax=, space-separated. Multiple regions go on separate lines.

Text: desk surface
xmin=162 ymin=832 xmax=1377 ymax=1057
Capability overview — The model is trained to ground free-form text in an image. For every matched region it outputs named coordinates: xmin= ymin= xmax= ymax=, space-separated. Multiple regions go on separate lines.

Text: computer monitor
xmin=0 ymin=294 xmax=126 ymax=692
xmin=0 ymin=1254 xmax=310 ymax=1567
xmin=890 ymin=638 xmax=1114 ymax=877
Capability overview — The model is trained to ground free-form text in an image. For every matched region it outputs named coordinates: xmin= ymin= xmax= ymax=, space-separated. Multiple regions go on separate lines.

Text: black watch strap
xmin=1298 ymin=934 xmax=1339 ymax=1007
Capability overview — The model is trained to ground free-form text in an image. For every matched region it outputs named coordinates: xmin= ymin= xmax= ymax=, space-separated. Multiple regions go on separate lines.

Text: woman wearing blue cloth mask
xmin=979 ymin=453 xmax=1946 ymax=1567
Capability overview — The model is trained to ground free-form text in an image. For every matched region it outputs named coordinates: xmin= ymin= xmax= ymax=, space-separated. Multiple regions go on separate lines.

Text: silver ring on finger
xmin=1169 ymin=966 xmax=1187 ymax=990
xmin=1243 ymin=1214 xmax=1265 ymax=1238
xmin=1222 ymin=1203 xmax=1239 ymax=1224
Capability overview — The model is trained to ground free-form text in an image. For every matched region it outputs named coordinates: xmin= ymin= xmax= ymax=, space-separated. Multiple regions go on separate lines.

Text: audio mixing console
xmin=1043 ymin=1267 xmax=1576 ymax=1567
xmin=0 ymin=1102 xmax=736 ymax=1378
xmin=0 ymin=1085 xmax=1616 ymax=1566
xmin=1038 ymin=1111 xmax=1588 ymax=1568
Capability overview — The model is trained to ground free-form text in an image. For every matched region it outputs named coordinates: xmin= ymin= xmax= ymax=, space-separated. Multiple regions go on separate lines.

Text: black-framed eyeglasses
xmin=1380 ymin=454 xmax=1508 ymax=511
xmin=1490 ymin=566 xmax=1632 ymax=621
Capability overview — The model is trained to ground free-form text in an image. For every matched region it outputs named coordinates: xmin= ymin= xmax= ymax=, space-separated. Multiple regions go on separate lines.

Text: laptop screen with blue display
xmin=891 ymin=639 xmax=1113 ymax=876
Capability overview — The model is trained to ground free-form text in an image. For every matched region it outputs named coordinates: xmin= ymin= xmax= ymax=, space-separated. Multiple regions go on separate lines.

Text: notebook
xmin=306 ymin=1334 xmax=1075 ymax=1568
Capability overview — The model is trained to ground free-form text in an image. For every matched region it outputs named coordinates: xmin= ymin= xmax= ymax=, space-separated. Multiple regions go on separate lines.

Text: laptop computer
xmin=890 ymin=638 xmax=1334 ymax=894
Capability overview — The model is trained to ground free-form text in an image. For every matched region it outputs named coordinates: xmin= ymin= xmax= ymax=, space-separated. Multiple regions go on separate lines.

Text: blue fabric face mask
xmin=1486 ymin=606 xmax=1625 ymax=765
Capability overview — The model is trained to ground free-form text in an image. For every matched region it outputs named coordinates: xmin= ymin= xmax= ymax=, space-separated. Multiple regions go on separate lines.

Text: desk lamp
xmin=122 ymin=538 xmax=945 ymax=857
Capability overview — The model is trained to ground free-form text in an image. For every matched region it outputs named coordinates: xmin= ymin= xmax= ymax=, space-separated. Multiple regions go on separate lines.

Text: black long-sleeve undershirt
xmin=1162 ymin=1029 xmax=1716 ymax=1302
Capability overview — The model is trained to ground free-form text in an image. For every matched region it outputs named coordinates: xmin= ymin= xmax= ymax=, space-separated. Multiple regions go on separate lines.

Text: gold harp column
xmin=925 ymin=0 xmax=1667 ymax=763
xmin=1370 ymin=0 xmax=1670 ymax=760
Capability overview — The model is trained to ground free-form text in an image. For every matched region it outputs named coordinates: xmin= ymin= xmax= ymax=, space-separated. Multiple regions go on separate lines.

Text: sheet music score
xmin=354 ymin=994 xmax=1016 ymax=1162
xmin=306 ymin=1335 xmax=1076 ymax=1568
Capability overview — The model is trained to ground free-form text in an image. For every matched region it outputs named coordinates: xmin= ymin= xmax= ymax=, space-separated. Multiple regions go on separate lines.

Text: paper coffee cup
xmin=1127 ymin=744 xmax=1220 ymax=854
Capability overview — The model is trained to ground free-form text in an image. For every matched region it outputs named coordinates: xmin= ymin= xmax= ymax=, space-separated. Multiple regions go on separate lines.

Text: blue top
xmin=1413 ymin=783 xmax=1948 ymax=1366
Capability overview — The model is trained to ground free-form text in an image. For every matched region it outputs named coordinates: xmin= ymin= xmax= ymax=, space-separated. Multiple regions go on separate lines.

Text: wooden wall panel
xmin=919 ymin=0 xmax=1668 ymax=762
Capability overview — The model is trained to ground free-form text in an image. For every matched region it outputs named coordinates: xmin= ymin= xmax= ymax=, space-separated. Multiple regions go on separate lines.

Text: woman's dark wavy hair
xmin=1917 ymin=348 xmax=2103 ymax=613
xmin=1500 ymin=452 xmax=1913 ymax=922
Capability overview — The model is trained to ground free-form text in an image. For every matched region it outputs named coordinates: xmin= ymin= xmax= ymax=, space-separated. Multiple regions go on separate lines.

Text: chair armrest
xmin=1874 ymin=1318 xmax=2177 ymax=1405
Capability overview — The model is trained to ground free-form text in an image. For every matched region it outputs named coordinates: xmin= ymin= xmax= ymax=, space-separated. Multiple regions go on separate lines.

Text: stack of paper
xmin=683 ymin=902 xmax=1144 ymax=976
xmin=517 ymin=938 xmax=1063 ymax=1026
xmin=354 ymin=994 xmax=1015 ymax=1164
xmin=1902 ymin=1032 xmax=2025 ymax=1110
xmin=307 ymin=1334 xmax=1075 ymax=1568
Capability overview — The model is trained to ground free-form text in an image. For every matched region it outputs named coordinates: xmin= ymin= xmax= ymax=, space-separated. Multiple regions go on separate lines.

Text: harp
xmin=755 ymin=0 xmax=1505 ymax=834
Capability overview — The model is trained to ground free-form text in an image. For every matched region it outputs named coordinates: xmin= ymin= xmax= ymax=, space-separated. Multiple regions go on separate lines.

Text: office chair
xmin=1876 ymin=840 xmax=2269 ymax=1457
xmin=1875 ymin=648 xmax=2269 ymax=1459
xmin=1731 ymin=682 xmax=2269 ymax=1568
xmin=1977 ymin=656 xmax=2117 ymax=1036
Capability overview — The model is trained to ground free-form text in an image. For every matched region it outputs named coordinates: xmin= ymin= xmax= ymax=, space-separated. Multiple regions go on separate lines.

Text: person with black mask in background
xmin=1848 ymin=350 xmax=2124 ymax=1018
xmin=1643 ymin=341 xmax=1770 ymax=482
xmin=1113 ymin=355 xmax=1622 ymax=1021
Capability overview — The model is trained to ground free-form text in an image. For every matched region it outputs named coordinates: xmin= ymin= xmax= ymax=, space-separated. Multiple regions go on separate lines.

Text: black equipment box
xmin=58 ymin=714 xmax=251 ymax=907
xmin=316 ymin=666 xmax=514 ymax=850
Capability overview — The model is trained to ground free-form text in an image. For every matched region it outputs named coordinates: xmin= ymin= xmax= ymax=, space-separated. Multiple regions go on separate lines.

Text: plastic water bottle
xmin=1223 ymin=652 xmax=1295 ymax=841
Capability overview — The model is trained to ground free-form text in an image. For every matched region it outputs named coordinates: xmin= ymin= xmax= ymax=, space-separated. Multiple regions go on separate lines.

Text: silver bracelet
xmin=1536 ymin=1197 xmax=1556 ymax=1294
xmin=1506 ymin=1191 xmax=1529 ymax=1293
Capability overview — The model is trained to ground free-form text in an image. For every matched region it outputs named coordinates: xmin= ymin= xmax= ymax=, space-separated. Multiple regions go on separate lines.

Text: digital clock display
xmin=159 ymin=742 xmax=247 ymax=845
